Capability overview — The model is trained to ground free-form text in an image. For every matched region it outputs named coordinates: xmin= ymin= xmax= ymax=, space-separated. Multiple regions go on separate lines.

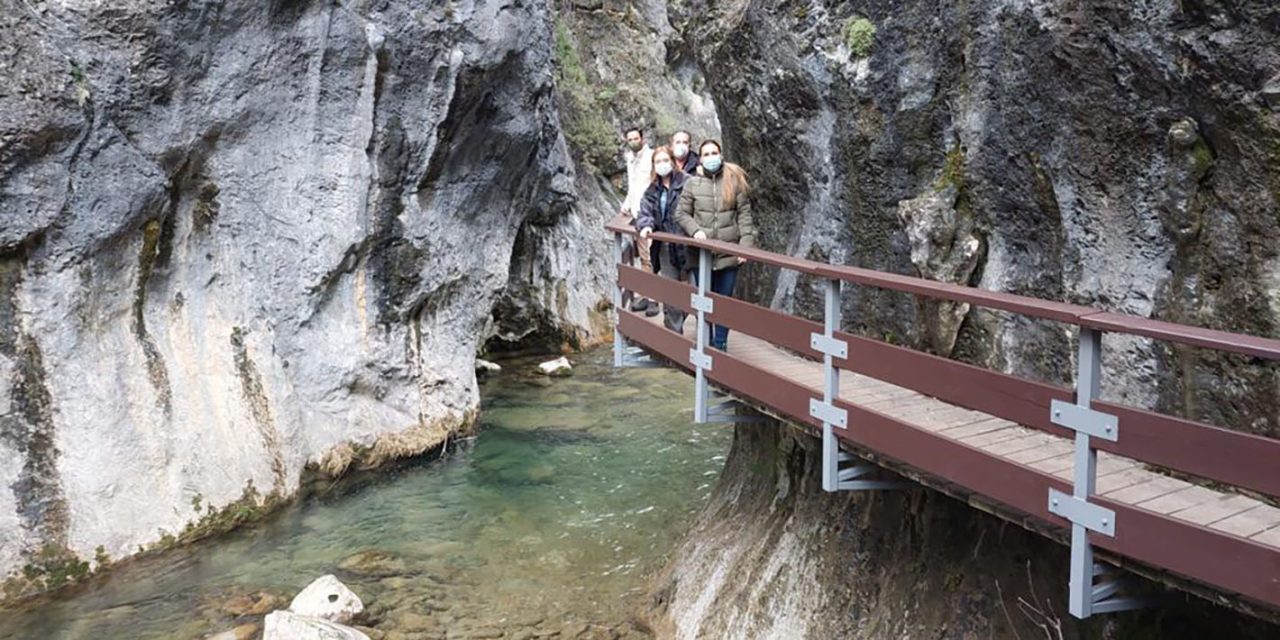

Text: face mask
xmin=702 ymin=156 xmax=722 ymax=173
xmin=655 ymin=161 xmax=673 ymax=177
xmin=628 ymin=140 xmax=643 ymax=152
xmin=672 ymin=143 xmax=689 ymax=159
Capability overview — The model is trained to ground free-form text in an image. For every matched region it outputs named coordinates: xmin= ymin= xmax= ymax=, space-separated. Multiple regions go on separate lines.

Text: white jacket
xmin=623 ymin=144 xmax=653 ymax=214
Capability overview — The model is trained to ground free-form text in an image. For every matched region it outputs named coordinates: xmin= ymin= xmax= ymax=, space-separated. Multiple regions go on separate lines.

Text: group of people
xmin=618 ymin=127 xmax=756 ymax=352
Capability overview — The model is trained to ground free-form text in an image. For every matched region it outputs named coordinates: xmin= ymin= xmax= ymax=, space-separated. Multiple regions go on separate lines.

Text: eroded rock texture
xmin=0 ymin=0 xmax=611 ymax=585
xmin=676 ymin=0 xmax=1280 ymax=424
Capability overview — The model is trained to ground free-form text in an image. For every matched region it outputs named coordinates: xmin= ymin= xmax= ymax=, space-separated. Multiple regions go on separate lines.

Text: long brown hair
xmin=649 ymin=146 xmax=673 ymax=183
xmin=698 ymin=139 xmax=750 ymax=209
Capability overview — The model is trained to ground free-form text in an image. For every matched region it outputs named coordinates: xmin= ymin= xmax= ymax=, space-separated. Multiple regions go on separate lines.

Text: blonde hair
xmin=697 ymin=140 xmax=750 ymax=208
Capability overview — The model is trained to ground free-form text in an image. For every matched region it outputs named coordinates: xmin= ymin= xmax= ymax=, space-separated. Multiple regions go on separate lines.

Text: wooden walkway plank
xmin=1252 ymin=525 xmax=1280 ymax=546
xmin=937 ymin=417 xmax=1013 ymax=439
xmin=1138 ymin=485 xmax=1223 ymax=515
xmin=1103 ymin=476 xmax=1191 ymax=503
xmin=1209 ymin=504 xmax=1280 ymax=539
xmin=1168 ymin=494 xmax=1261 ymax=527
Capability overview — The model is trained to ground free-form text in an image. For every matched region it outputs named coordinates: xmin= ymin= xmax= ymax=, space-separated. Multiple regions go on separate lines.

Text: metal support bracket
xmin=809 ymin=399 xmax=848 ymax=429
xmin=1081 ymin=563 xmax=1166 ymax=614
xmin=1051 ymin=400 xmax=1119 ymax=442
xmin=809 ymin=333 xmax=848 ymax=359
xmin=705 ymin=396 xmax=769 ymax=424
xmin=1049 ymin=489 xmax=1116 ymax=536
xmin=831 ymin=456 xmax=914 ymax=492
xmin=619 ymin=347 xmax=666 ymax=369
xmin=690 ymin=293 xmax=714 ymax=314
xmin=689 ymin=349 xmax=712 ymax=371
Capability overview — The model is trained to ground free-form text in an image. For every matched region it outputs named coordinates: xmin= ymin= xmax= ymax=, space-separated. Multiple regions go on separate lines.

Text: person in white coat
xmin=620 ymin=127 xmax=657 ymax=313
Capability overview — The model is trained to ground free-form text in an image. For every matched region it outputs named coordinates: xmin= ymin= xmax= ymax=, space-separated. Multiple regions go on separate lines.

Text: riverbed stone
xmin=206 ymin=623 xmax=261 ymax=640
xmin=536 ymin=357 xmax=573 ymax=377
xmin=207 ymin=588 xmax=290 ymax=618
xmin=339 ymin=551 xmax=412 ymax=578
xmin=391 ymin=610 xmax=437 ymax=632
xmin=289 ymin=575 xmax=364 ymax=623
xmin=263 ymin=610 xmax=370 ymax=640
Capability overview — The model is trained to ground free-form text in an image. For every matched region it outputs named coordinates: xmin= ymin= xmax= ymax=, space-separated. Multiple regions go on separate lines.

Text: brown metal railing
xmin=607 ymin=215 xmax=1280 ymax=616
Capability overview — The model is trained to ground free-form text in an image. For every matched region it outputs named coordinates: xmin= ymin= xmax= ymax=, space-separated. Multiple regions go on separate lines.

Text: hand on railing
xmin=693 ymin=230 xmax=707 ymax=239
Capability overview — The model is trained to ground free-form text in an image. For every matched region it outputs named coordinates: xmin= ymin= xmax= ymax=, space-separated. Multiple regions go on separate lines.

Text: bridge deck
xmin=623 ymin=309 xmax=1280 ymax=615
xmin=703 ymin=315 xmax=1280 ymax=545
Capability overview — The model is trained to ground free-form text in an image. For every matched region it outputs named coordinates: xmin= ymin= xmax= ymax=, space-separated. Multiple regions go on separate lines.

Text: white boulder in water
xmin=475 ymin=358 xmax=502 ymax=374
xmin=537 ymin=356 xmax=572 ymax=377
xmin=263 ymin=610 xmax=369 ymax=640
xmin=288 ymin=574 xmax=363 ymax=623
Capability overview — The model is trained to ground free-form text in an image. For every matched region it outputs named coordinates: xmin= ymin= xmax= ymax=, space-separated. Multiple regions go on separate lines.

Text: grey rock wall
xmin=674 ymin=0 xmax=1280 ymax=431
xmin=0 ymin=0 xmax=611 ymax=589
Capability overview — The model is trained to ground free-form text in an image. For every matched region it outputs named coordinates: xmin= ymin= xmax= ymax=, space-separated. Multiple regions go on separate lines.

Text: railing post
xmin=612 ymin=232 xmax=624 ymax=368
xmin=1069 ymin=328 xmax=1101 ymax=618
xmin=691 ymin=247 xmax=713 ymax=422
xmin=820 ymin=278 xmax=844 ymax=492
xmin=1049 ymin=327 xmax=1125 ymax=618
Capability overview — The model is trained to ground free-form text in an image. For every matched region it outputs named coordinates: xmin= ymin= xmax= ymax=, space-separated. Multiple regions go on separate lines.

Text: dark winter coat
xmin=675 ymin=165 xmax=756 ymax=271
xmin=635 ymin=171 xmax=690 ymax=273
xmin=674 ymin=149 xmax=699 ymax=176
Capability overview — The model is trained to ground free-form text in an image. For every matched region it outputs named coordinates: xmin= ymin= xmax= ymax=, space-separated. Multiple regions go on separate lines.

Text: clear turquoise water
xmin=0 ymin=348 xmax=728 ymax=639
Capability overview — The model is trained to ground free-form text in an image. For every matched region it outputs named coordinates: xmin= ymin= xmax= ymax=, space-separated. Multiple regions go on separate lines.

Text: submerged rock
xmin=338 ymin=551 xmax=412 ymax=578
xmin=201 ymin=587 xmax=289 ymax=618
xmin=206 ymin=623 xmax=261 ymax=640
xmin=536 ymin=357 xmax=573 ymax=377
xmin=263 ymin=610 xmax=369 ymax=640
xmin=289 ymin=575 xmax=364 ymax=624
xmin=475 ymin=359 xmax=503 ymax=377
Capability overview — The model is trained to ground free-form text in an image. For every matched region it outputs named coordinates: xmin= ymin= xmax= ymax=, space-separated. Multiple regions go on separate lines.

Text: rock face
xmin=675 ymin=0 xmax=1280 ymax=431
xmin=0 ymin=0 xmax=611 ymax=589
xmin=263 ymin=610 xmax=369 ymax=640
xmin=289 ymin=575 xmax=363 ymax=624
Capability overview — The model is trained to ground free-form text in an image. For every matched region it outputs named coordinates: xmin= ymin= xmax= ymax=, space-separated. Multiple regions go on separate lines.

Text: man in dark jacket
xmin=671 ymin=130 xmax=699 ymax=176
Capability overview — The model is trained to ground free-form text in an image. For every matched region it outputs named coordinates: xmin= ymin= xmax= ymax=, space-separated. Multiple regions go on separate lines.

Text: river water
xmin=0 ymin=348 xmax=728 ymax=639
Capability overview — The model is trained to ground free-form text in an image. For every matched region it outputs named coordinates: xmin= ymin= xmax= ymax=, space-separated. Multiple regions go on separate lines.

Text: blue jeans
xmin=692 ymin=266 xmax=738 ymax=350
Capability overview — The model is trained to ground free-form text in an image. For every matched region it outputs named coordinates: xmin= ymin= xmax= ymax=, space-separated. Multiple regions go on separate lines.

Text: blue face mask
xmin=702 ymin=156 xmax=723 ymax=173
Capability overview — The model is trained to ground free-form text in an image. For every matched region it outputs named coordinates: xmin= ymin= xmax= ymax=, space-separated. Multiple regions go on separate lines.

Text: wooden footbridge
xmin=606 ymin=216 xmax=1280 ymax=621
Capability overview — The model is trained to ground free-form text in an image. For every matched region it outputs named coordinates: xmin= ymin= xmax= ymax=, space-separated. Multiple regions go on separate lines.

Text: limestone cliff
xmin=675 ymin=0 xmax=1279 ymax=432
xmin=0 ymin=0 xmax=613 ymax=593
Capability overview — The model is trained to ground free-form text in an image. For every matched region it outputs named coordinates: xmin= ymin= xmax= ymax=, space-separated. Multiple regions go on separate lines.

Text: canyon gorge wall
xmin=0 ymin=0 xmax=620 ymax=592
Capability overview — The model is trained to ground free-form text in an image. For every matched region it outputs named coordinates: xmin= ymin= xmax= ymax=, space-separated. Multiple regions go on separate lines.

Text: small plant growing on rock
xmin=844 ymin=17 xmax=876 ymax=59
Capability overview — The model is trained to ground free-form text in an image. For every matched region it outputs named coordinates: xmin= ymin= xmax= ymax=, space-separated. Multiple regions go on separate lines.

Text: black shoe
xmin=645 ymin=304 xmax=660 ymax=317
xmin=630 ymin=298 xmax=651 ymax=312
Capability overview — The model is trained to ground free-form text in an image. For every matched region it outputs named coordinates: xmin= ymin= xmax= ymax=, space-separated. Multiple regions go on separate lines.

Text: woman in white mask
xmin=636 ymin=147 xmax=693 ymax=332
xmin=674 ymin=140 xmax=756 ymax=350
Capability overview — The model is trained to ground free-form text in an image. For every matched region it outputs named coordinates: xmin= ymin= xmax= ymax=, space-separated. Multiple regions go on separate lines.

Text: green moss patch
xmin=843 ymin=18 xmax=876 ymax=59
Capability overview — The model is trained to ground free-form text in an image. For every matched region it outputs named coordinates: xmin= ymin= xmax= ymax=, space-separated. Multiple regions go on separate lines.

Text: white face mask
xmin=672 ymin=143 xmax=690 ymax=159
xmin=654 ymin=161 xmax=673 ymax=177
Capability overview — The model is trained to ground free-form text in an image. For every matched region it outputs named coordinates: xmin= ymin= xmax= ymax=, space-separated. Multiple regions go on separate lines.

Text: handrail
xmin=608 ymin=215 xmax=1280 ymax=360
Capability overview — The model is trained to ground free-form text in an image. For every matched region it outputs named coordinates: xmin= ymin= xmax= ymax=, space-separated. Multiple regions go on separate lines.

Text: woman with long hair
xmin=636 ymin=146 xmax=691 ymax=332
xmin=674 ymin=140 xmax=756 ymax=350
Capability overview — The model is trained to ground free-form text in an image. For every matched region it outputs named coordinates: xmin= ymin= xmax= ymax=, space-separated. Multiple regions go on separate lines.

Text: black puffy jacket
xmin=635 ymin=171 xmax=690 ymax=273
